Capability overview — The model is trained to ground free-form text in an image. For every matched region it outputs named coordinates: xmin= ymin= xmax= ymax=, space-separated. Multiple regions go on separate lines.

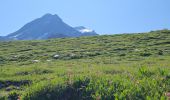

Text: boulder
xmin=46 ymin=60 xmax=51 ymax=62
xmin=53 ymin=54 xmax=60 ymax=59
xmin=32 ymin=60 xmax=40 ymax=63
xmin=6 ymin=87 xmax=12 ymax=91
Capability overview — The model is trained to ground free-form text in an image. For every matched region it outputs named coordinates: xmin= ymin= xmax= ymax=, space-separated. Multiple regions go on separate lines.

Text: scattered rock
xmin=53 ymin=54 xmax=60 ymax=59
xmin=13 ymin=55 xmax=18 ymax=58
xmin=6 ymin=87 xmax=12 ymax=91
xmin=32 ymin=60 xmax=40 ymax=63
xmin=16 ymin=86 xmax=20 ymax=90
xmin=70 ymin=53 xmax=76 ymax=57
xmin=134 ymin=49 xmax=140 ymax=51
xmin=46 ymin=60 xmax=51 ymax=62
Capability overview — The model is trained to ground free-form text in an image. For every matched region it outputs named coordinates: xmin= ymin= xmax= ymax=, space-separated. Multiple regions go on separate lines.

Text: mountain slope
xmin=0 ymin=36 xmax=8 ymax=41
xmin=0 ymin=36 xmax=3 ymax=40
xmin=1 ymin=29 xmax=170 ymax=62
xmin=0 ymin=30 xmax=170 ymax=99
xmin=6 ymin=14 xmax=98 ymax=40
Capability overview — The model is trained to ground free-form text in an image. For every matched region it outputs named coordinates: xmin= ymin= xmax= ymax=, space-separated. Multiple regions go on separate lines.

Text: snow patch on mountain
xmin=79 ymin=28 xmax=93 ymax=33
xmin=74 ymin=26 xmax=98 ymax=36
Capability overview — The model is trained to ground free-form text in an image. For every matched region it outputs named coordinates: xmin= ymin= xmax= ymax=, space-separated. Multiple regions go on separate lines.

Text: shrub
xmin=140 ymin=52 xmax=152 ymax=57
xmin=8 ymin=91 xmax=19 ymax=100
xmin=138 ymin=67 xmax=154 ymax=77
xmin=0 ymin=56 xmax=5 ymax=64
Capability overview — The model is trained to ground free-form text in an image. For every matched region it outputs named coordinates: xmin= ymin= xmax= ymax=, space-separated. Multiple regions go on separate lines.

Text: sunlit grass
xmin=0 ymin=30 xmax=170 ymax=99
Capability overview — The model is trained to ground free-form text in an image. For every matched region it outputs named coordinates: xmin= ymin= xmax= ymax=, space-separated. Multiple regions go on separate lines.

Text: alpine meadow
xmin=1 ymin=30 xmax=170 ymax=99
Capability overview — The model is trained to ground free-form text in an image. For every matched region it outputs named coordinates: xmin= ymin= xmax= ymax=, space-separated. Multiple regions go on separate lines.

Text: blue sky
xmin=0 ymin=0 xmax=170 ymax=36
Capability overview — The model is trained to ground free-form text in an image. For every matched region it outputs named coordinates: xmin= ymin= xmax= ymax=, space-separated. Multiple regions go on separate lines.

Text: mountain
xmin=0 ymin=36 xmax=8 ymax=41
xmin=0 ymin=36 xmax=3 ymax=41
xmin=74 ymin=26 xmax=98 ymax=36
xmin=5 ymin=14 xmax=98 ymax=40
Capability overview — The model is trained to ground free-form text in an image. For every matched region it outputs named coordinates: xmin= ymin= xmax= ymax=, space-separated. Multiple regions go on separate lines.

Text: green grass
xmin=0 ymin=29 xmax=170 ymax=100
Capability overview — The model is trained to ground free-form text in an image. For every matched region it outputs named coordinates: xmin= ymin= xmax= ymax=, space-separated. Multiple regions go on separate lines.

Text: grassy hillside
xmin=0 ymin=30 xmax=170 ymax=100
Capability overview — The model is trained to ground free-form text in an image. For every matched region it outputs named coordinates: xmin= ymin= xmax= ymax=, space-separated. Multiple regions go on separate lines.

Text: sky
xmin=0 ymin=0 xmax=170 ymax=36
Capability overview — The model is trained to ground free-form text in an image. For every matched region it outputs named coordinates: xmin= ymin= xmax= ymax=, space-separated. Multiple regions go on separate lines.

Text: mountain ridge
xmin=2 ymin=14 xmax=98 ymax=40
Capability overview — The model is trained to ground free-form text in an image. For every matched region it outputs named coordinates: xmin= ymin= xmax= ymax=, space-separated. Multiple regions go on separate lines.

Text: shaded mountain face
xmin=6 ymin=14 xmax=98 ymax=40
xmin=0 ymin=36 xmax=3 ymax=41
xmin=0 ymin=36 xmax=8 ymax=41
